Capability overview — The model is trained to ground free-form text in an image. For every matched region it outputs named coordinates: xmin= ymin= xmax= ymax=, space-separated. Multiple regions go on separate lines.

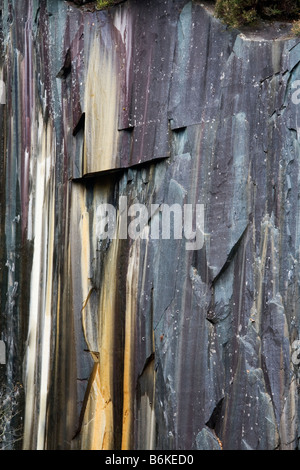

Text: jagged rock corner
xmin=0 ymin=0 xmax=299 ymax=450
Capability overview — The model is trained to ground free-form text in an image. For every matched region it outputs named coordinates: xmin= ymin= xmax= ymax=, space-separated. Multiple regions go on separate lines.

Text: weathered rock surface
xmin=0 ymin=0 xmax=299 ymax=450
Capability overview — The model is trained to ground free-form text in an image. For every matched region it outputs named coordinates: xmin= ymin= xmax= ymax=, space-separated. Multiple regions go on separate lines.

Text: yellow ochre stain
xmin=121 ymin=239 xmax=141 ymax=450
xmin=84 ymin=34 xmax=120 ymax=174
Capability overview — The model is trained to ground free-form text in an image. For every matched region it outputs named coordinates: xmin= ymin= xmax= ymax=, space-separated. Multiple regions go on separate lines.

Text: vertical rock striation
xmin=0 ymin=0 xmax=299 ymax=450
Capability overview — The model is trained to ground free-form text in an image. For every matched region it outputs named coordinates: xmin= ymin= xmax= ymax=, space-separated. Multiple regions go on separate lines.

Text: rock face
xmin=0 ymin=0 xmax=299 ymax=450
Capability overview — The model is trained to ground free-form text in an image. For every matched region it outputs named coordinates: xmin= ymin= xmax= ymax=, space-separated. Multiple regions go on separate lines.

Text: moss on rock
xmin=214 ymin=0 xmax=300 ymax=28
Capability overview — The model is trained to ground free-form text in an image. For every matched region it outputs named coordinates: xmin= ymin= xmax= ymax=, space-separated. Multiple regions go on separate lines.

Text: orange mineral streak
xmin=80 ymin=362 xmax=113 ymax=450
xmin=121 ymin=238 xmax=141 ymax=450
xmin=80 ymin=237 xmax=119 ymax=449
